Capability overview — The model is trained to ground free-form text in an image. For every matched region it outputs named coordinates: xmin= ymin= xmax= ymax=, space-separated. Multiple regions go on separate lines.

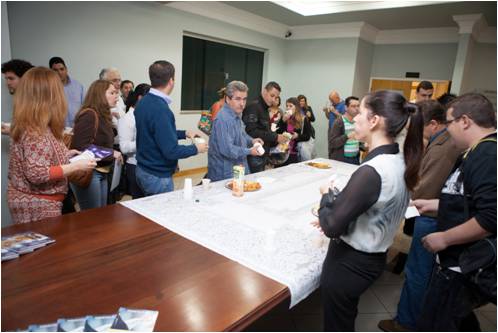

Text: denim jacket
xmin=207 ymin=104 xmax=253 ymax=181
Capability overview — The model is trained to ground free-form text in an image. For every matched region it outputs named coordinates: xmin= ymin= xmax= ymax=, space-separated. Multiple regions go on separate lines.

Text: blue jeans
xmin=71 ymin=170 xmax=108 ymax=211
xmin=135 ymin=166 xmax=174 ymax=196
xmin=395 ymin=215 xmax=437 ymax=329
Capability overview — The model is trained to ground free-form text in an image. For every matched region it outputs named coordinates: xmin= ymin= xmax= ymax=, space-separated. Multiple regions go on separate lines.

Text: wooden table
xmin=2 ymin=205 xmax=290 ymax=331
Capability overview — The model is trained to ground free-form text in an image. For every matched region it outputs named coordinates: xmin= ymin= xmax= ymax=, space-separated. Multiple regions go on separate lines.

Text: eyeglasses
xmin=444 ymin=116 xmax=461 ymax=125
xmin=228 ymin=97 xmax=247 ymax=102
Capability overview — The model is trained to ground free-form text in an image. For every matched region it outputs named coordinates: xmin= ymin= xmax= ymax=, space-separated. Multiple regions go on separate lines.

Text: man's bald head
xmin=329 ymin=91 xmax=340 ymax=105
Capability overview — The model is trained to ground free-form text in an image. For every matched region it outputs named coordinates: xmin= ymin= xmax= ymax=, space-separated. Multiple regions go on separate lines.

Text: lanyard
xmin=463 ymin=133 xmax=497 ymax=160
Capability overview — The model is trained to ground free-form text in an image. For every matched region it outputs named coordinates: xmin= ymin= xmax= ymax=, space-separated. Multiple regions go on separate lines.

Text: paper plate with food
xmin=225 ymin=180 xmax=262 ymax=192
xmin=306 ymin=161 xmax=331 ymax=169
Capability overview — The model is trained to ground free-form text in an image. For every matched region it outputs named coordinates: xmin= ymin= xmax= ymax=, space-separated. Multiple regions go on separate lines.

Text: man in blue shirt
xmin=49 ymin=57 xmax=85 ymax=127
xmin=207 ymin=81 xmax=263 ymax=182
xmin=323 ymin=90 xmax=346 ymax=159
xmin=135 ymin=60 xmax=208 ymax=196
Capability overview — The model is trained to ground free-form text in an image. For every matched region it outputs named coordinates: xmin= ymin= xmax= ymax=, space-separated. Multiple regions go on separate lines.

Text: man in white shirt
xmin=99 ymin=67 xmax=126 ymax=128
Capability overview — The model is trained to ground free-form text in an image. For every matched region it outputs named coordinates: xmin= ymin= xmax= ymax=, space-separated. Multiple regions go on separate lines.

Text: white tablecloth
xmin=121 ymin=158 xmax=359 ymax=307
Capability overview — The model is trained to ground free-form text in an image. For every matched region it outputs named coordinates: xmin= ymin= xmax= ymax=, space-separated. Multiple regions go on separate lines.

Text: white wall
xmin=370 ymin=43 xmax=458 ymax=80
xmin=466 ymin=42 xmax=497 ymax=94
xmin=2 ymin=2 xmax=13 ymax=227
xmin=6 ymin=1 xmax=287 ymax=172
xmin=284 ymin=38 xmax=359 ymax=158
xmin=352 ymin=39 xmax=375 ymax=98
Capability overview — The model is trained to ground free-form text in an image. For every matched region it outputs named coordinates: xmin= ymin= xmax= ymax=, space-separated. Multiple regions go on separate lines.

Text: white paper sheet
xmin=110 ymin=159 xmax=122 ymax=191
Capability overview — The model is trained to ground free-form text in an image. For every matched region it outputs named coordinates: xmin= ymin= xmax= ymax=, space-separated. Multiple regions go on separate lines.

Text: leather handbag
xmin=459 ymin=237 xmax=496 ymax=304
xmin=68 ymin=109 xmax=99 ymax=188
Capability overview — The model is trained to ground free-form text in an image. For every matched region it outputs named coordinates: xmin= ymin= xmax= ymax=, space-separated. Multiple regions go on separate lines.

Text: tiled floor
xmin=123 ymin=171 xmax=498 ymax=332
xmin=245 ymin=270 xmax=497 ymax=332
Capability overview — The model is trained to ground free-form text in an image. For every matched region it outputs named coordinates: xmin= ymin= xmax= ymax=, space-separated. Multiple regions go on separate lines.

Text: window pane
xmin=181 ymin=36 xmax=204 ymax=110
xmin=203 ymin=41 xmax=227 ymax=110
xmin=224 ymin=44 xmax=247 ymax=84
xmin=181 ymin=36 xmax=265 ymax=110
xmin=245 ymin=49 xmax=264 ymax=103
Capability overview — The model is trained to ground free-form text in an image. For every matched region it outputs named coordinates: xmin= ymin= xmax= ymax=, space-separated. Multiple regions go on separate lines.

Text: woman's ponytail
xmin=403 ymin=103 xmax=424 ymax=191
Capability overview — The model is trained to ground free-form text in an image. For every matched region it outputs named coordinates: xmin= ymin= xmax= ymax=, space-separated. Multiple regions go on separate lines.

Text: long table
xmin=2 ymin=159 xmax=358 ymax=331
xmin=2 ymin=205 xmax=289 ymax=331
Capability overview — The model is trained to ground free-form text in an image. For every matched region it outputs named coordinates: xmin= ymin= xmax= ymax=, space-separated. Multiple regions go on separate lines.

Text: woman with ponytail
xmin=314 ymin=90 xmax=424 ymax=331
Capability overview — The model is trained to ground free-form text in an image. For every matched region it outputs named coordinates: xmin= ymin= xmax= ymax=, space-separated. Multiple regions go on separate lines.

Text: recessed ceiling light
xmin=273 ymin=1 xmax=460 ymax=16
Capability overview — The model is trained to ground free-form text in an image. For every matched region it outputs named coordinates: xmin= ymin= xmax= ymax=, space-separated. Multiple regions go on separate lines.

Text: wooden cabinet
xmin=370 ymin=78 xmax=451 ymax=101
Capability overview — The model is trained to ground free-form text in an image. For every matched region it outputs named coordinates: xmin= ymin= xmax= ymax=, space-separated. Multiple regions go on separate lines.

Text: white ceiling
xmin=166 ymin=1 xmax=496 ymax=43
xmin=224 ymin=1 xmax=496 ymax=29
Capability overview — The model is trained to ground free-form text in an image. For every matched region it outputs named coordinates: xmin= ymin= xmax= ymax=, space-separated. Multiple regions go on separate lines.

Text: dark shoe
xmin=378 ymin=319 xmax=410 ymax=332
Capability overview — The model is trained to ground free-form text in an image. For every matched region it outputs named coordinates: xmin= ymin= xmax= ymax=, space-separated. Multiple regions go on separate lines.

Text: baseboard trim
xmin=173 ymin=167 xmax=207 ymax=178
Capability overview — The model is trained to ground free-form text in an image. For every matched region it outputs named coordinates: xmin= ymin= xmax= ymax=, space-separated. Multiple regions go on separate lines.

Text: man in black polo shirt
xmin=242 ymin=81 xmax=287 ymax=173
xmin=412 ymin=93 xmax=496 ymax=331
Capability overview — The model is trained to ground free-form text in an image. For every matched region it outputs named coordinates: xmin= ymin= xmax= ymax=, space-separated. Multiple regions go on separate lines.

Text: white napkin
xmin=405 ymin=206 xmax=420 ymax=219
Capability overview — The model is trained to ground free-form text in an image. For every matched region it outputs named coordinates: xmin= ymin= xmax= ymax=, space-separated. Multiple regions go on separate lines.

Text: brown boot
xmin=378 ymin=319 xmax=411 ymax=332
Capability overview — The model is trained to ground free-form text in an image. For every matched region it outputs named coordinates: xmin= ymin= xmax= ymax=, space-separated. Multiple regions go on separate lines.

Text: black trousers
xmin=247 ymin=155 xmax=266 ymax=173
xmin=61 ymin=187 xmax=76 ymax=214
xmin=277 ymin=153 xmax=298 ymax=168
xmin=321 ymin=239 xmax=386 ymax=331
xmin=417 ymin=265 xmax=487 ymax=331
xmin=126 ymin=163 xmax=144 ymax=199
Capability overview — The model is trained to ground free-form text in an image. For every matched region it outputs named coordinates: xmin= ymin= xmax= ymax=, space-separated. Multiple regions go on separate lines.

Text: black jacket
xmin=242 ymin=95 xmax=278 ymax=153
xmin=438 ymin=133 xmax=496 ymax=267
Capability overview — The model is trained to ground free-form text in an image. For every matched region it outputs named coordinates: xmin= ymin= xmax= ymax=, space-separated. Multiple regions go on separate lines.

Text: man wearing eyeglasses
xmin=379 ymin=100 xmax=462 ymax=332
xmin=412 ymin=93 xmax=496 ymax=331
xmin=207 ymin=81 xmax=264 ymax=182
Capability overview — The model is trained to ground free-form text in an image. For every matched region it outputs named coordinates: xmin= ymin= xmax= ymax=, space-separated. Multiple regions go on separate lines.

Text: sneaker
xmin=378 ymin=319 xmax=411 ymax=332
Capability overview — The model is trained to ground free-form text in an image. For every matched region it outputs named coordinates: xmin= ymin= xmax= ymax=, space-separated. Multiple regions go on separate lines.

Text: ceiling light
xmin=273 ymin=1 xmax=460 ymax=16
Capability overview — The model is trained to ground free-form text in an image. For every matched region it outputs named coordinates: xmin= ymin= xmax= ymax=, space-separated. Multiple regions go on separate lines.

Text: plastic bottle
xmin=232 ymin=165 xmax=244 ymax=197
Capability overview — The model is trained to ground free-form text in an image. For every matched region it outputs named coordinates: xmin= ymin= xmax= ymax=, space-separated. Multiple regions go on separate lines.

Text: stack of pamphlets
xmin=69 ymin=144 xmax=113 ymax=163
xmin=23 ymin=308 xmax=159 ymax=332
xmin=1 ymin=232 xmax=55 ymax=262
